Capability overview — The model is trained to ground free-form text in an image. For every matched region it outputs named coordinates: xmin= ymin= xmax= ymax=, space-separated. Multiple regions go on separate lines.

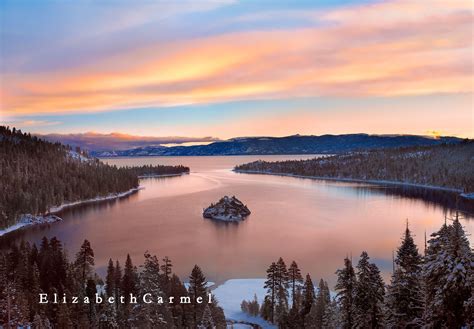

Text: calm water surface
xmin=3 ymin=155 xmax=473 ymax=287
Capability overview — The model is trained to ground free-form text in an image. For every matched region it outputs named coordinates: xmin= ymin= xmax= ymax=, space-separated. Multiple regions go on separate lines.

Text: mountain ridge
xmin=89 ymin=133 xmax=464 ymax=157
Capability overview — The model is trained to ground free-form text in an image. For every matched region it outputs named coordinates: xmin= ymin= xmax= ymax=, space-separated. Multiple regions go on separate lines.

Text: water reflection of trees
xmin=348 ymin=184 xmax=473 ymax=219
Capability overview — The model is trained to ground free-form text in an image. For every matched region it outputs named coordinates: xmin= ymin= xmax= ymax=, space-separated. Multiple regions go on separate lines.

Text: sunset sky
xmin=1 ymin=0 xmax=472 ymax=139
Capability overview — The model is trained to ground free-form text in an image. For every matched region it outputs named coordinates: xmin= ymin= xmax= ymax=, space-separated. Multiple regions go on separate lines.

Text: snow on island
xmin=203 ymin=196 xmax=251 ymax=221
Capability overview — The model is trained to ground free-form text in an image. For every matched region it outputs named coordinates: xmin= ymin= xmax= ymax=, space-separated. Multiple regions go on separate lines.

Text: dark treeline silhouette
xmin=243 ymin=215 xmax=473 ymax=328
xmin=125 ymin=164 xmax=189 ymax=177
xmin=0 ymin=126 xmax=189 ymax=230
xmin=235 ymin=142 xmax=474 ymax=193
xmin=0 ymin=237 xmax=225 ymax=328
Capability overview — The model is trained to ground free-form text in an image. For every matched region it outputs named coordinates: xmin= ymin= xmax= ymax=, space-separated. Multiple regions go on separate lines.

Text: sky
xmin=0 ymin=0 xmax=472 ymax=139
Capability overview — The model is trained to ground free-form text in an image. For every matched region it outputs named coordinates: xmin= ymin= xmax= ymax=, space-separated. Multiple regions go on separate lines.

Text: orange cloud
xmin=1 ymin=0 xmax=472 ymax=115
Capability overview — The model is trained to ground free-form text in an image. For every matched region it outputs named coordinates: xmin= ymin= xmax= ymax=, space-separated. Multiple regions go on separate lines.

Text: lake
xmin=2 ymin=155 xmax=473 ymax=287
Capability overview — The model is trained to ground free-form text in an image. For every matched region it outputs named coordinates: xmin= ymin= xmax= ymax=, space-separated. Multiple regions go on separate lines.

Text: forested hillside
xmin=0 ymin=126 xmax=189 ymax=230
xmin=0 ymin=237 xmax=226 ymax=328
xmin=235 ymin=142 xmax=474 ymax=193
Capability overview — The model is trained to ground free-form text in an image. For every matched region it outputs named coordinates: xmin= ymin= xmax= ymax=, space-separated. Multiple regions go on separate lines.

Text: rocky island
xmin=203 ymin=196 xmax=251 ymax=221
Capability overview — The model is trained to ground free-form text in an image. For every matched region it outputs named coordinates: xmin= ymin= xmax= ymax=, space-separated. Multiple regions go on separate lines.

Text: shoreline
xmin=0 ymin=186 xmax=143 ymax=238
xmin=234 ymin=169 xmax=469 ymax=196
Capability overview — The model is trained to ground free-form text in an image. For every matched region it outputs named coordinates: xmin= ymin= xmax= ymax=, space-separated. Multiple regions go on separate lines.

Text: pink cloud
xmin=1 ymin=0 xmax=472 ymax=115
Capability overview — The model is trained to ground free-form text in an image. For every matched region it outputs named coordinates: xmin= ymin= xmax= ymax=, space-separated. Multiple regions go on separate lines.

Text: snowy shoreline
xmin=212 ymin=278 xmax=275 ymax=329
xmin=0 ymin=186 xmax=143 ymax=237
xmin=234 ymin=169 xmax=468 ymax=196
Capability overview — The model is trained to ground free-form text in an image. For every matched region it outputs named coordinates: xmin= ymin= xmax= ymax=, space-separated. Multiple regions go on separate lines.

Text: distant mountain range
xmin=40 ymin=132 xmax=218 ymax=151
xmin=88 ymin=134 xmax=463 ymax=157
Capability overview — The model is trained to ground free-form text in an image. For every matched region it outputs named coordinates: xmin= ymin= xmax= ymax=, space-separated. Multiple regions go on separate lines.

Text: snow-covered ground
xmin=184 ymin=282 xmax=215 ymax=290
xmin=68 ymin=150 xmax=91 ymax=162
xmin=212 ymin=279 xmax=276 ymax=329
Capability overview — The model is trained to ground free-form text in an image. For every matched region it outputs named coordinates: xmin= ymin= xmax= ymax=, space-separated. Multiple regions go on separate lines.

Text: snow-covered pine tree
xmin=424 ymin=215 xmax=473 ymax=327
xmin=385 ymin=224 xmax=424 ymax=327
xmin=335 ymin=257 xmax=356 ymax=329
xmin=199 ymin=304 xmax=215 ymax=329
xmin=464 ymin=263 xmax=474 ymax=327
xmin=263 ymin=262 xmax=278 ymax=323
xmin=134 ymin=252 xmax=170 ymax=328
xmin=313 ymin=278 xmax=331 ymax=328
xmin=353 ymin=252 xmax=385 ymax=328
xmin=322 ymin=297 xmax=340 ymax=329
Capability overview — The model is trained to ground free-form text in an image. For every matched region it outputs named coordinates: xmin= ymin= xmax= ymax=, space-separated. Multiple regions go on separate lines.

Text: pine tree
xmin=168 ymin=274 xmax=191 ymax=327
xmin=304 ymin=303 xmax=319 ymax=329
xmin=263 ymin=262 xmax=278 ymax=323
xmin=353 ymin=251 xmax=385 ymax=328
xmin=385 ymin=224 xmax=424 ymax=327
xmin=75 ymin=239 xmax=94 ymax=286
xmin=275 ymin=257 xmax=289 ymax=324
xmin=199 ymin=304 xmax=215 ymax=329
xmin=122 ymin=254 xmax=138 ymax=298
xmin=134 ymin=252 xmax=170 ymax=328
xmin=301 ymin=273 xmax=315 ymax=320
xmin=85 ymin=279 xmax=97 ymax=325
xmin=282 ymin=304 xmax=304 ymax=328
xmin=189 ymin=265 xmax=208 ymax=326
xmin=322 ymin=298 xmax=340 ymax=329
xmin=335 ymin=257 xmax=356 ymax=329
xmin=105 ymin=258 xmax=115 ymax=298
xmin=313 ymin=278 xmax=331 ymax=328
xmin=161 ymin=256 xmax=173 ymax=281
xmin=113 ymin=260 xmax=122 ymax=311
xmin=424 ymin=215 xmax=473 ymax=327
xmin=121 ymin=254 xmax=138 ymax=326
xmin=288 ymin=261 xmax=303 ymax=309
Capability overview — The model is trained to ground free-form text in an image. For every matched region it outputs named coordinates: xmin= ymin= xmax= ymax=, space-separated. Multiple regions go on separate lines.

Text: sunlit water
xmin=2 ymin=155 xmax=473 ymax=287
